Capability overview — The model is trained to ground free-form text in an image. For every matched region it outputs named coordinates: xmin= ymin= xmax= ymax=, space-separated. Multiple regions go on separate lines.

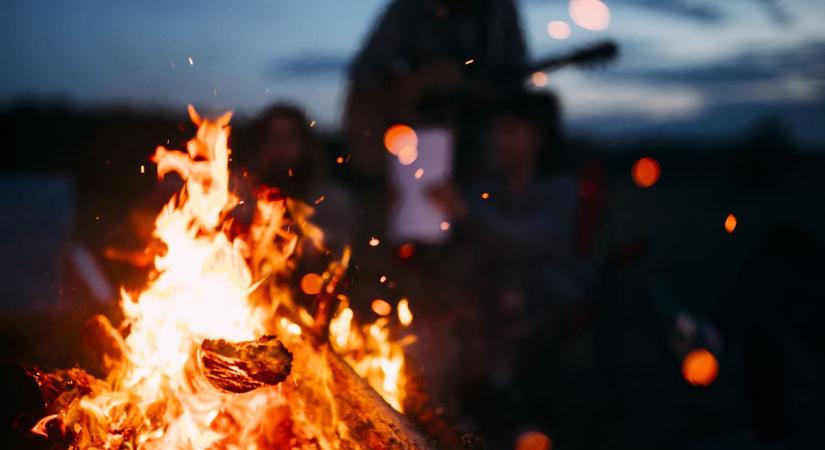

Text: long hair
xmin=251 ymin=103 xmax=324 ymax=195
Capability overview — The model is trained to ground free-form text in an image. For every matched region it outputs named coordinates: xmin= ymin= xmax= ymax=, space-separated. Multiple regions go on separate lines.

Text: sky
xmin=2 ymin=0 xmax=824 ymax=144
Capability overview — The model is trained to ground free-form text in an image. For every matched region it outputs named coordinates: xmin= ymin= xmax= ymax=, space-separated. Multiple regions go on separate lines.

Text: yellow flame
xmin=36 ymin=106 xmax=415 ymax=448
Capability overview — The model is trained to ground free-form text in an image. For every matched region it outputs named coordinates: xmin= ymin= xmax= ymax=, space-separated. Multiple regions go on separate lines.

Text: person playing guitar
xmin=343 ymin=0 xmax=617 ymax=180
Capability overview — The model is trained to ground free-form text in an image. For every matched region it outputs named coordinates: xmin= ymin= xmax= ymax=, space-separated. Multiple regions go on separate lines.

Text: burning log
xmin=17 ymin=107 xmax=444 ymax=449
xmin=283 ymin=340 xmax=434 ymax=449
xmin=197 ymin=335 xmax=292 ymax=393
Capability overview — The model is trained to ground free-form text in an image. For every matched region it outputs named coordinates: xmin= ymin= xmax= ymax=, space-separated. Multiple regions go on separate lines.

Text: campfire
xmin=25 ymin=106 xmax=434 ymax=449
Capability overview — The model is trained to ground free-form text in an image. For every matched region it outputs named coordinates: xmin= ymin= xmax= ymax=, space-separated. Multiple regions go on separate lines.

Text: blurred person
xmin=429 ymin=92 xmax=595 ymax=439
xmin=250 ymin=104 xmax=359 ymax=253
xmin=343 ymin=0 xmax=527 ymax=178
xmin=711 ymin=221 xmax=825 ymax=448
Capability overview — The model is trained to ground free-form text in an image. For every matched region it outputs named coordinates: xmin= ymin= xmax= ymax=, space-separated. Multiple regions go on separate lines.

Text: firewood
xmin=197 ymin=335 xmax=292 ymax=393
xmin=283 ymin=340 xmax=434 ymax=449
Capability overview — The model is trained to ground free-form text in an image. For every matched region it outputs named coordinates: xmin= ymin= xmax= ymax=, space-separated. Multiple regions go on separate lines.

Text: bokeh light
xmin=397 ymin=145 xmax=418 ymax=165
xmin=383 ymin=124 xmax=417 ymax=156
xmin=682 ymin=348 xmax=719 ymax=386
xmin=724 ymin=213 xmax=737 ymax=233
xmin=397 ymin=299 xmax=413 ymax=326
xmin=632 ymin=156 xmax=661 ymax=188
xmin=371 ymin=299 xmax=392 ymax=316
xmin=398 ymin=242 xmax=416 ymax=260
xmin=300 ymin=273 xmax=323 ymax=295
xmin=569 ymin=0 xmax=611 ymax=31
xmin=546 ymin=20 xmax=571 ymax=39
xmin=516 ymin=431 xmax=553 ymax=450
xmin=531 ymin=72 xmax=549 ymax=87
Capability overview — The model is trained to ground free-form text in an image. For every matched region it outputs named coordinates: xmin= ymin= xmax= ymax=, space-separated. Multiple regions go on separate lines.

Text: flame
xmin=35 ymin=106 xmax=414 ymax=448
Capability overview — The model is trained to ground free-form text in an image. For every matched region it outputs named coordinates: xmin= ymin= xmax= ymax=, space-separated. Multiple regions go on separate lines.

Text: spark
xmin=414 ymin=168 xmax=424 ymax=179
xmin=397 ymin=299 xmax=413 ymax=326
xmin=464 ymin=59 xmax=475 ymax=65
xmin=188 ymin=57 xmax=194 ymax=65
xmin=369 ymin=237 xmax=380 ymax=247
xmin=481 ymin=192 xmax=490 ymax=199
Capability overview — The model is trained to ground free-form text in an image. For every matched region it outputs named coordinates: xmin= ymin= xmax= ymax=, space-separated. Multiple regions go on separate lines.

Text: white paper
xmin=388 ymin=127 xmax=453 ymax=244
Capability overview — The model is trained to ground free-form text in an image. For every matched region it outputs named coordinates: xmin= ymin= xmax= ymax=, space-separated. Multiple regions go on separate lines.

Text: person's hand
xmin=427 ymin=182 xmax=468 ymax=220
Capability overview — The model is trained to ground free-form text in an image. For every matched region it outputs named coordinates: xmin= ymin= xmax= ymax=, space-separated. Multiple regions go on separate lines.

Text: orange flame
xmin=34 ymin=106 xmax=414 ymax=447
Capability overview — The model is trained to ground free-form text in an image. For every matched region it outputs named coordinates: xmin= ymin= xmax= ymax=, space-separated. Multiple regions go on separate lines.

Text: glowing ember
xmin=682 ymin=348 xmax=719 ymax=386
xmin=398 ymin=299 xmax=413 ymax=327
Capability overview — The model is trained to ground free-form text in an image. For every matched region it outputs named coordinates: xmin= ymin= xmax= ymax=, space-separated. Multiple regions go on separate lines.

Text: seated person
xmin=429 ymin=91 xmax=594 ymax=434
xmin=249 ymin=104 xmax=359 ymax=253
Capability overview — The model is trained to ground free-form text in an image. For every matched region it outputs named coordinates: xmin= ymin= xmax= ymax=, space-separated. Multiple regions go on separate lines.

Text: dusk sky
xmin=3 ymin=0 xmax=824 ymax=143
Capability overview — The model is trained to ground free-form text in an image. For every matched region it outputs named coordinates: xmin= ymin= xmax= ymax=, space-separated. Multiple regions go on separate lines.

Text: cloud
xmin=612 ymin=40 xmax=825 ymax=103
xmin=265 ymin=52 xmax=350 ymax=80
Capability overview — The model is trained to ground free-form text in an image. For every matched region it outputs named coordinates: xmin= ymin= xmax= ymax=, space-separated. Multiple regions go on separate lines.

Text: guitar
xmin=342 ymin=40 xmax=620 ymax=176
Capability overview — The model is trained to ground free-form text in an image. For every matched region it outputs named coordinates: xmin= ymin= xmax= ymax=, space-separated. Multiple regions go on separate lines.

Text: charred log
xmin=197 ymin=335 xmax=292 ymax=393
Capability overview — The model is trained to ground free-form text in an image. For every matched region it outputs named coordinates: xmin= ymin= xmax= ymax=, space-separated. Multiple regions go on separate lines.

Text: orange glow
xmin=464 ymin=59 xmax=475 ymax=65
xmin=336 ymin=156 xmax=344 ymax=164
xmin=682 ymin=348 xmax=719 ymax=386
xmin=397 ymin=145 xmax=418 ymax=165
xmin=516 ymin=431 xmax=553 ymax=450
xmin=440 ymin=221 xmax=451 ymax=231
xmin=398 ymin=242 xmax=416 ymax=259
xmin=371 ymin=299 xmax=392 ymax=316
xmin=369 ymin=236 xmax=380 ymax=247
xmin=724 ymin=213 xmax=737 ymax=233
xmin=531 ymin=71 xmax=548 ymax=87
xmin=481 ymin=192 xmax=490 ymax=199
xmin=383 ymin=124 xmax=417 ymax=156
xmin=632 ymin=156 xmax=661 ymax=188
xmin=397 ymin=299 xmax=413 ymax=326
xmin=414 ymin=168 xmax=424 ymax=179
xmin=32 ymin=106 xmax=418 ymax=447
xmin=569 ymin=0 xmax=610 ymax=31
xmin=546 ymin=20 xmax=571 ymax=39
xmin=300 ymin=272 xmax=323 ymax=295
